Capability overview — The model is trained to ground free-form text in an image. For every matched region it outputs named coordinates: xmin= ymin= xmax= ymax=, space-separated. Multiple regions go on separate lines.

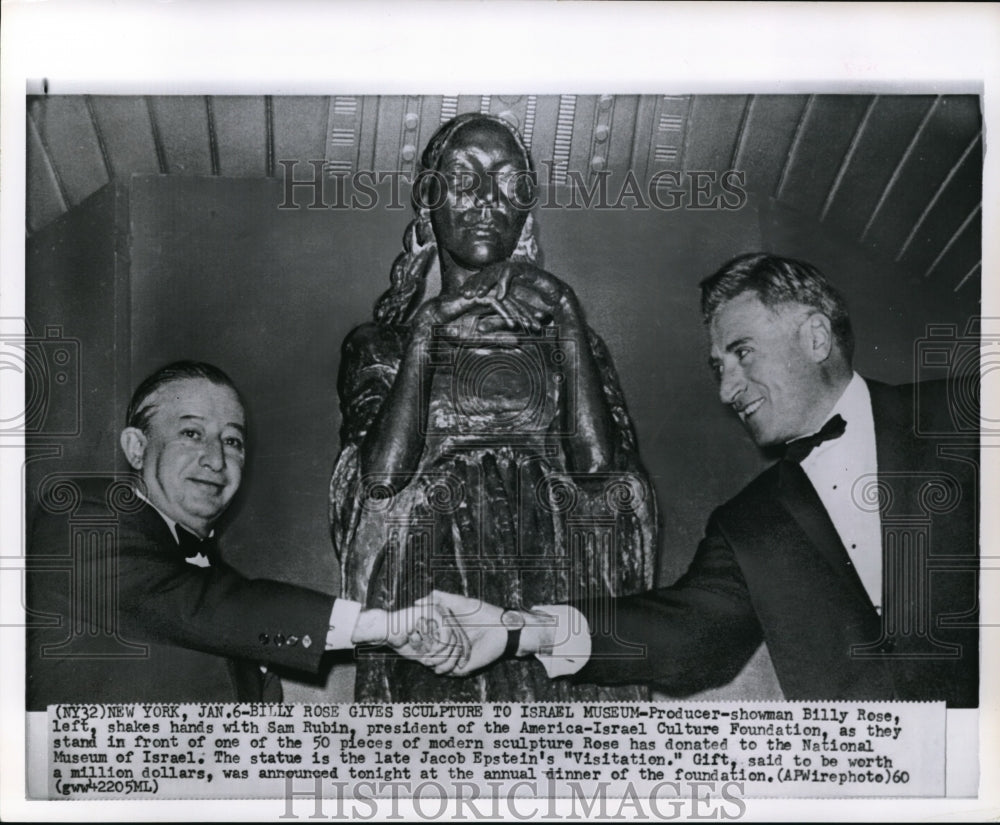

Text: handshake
xmin=358 ymin=591 xmax=570 ymax=676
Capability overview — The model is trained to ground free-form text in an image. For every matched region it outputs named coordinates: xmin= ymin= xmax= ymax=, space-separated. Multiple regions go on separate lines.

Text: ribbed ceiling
xmin=27 ymin=93 xmax=982 ymax=293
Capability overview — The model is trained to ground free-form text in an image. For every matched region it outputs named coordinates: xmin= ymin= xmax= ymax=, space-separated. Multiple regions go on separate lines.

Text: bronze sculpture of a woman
xmin=330 ymin=113 xmax=657 ymax=701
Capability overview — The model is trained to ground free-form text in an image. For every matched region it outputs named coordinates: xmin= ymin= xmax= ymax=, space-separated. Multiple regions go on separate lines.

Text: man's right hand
xmin=415 ymin=591 xmax=561 ymax=677
xmin=415 ymin=592 xmax=507 ymax=675
xmin=353 ymin=604 xmax=470 ymax=675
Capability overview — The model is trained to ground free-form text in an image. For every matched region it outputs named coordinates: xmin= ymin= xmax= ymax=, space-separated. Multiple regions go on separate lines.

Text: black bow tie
xmin=175 ymin=524 xmax=221 ymax=565
xmin=782 ymin=414 xmax=847 ymax=463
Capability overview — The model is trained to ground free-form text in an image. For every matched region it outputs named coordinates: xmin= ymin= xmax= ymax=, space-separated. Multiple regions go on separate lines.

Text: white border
xmin=2 ymin=1 xmax=998 ymax=821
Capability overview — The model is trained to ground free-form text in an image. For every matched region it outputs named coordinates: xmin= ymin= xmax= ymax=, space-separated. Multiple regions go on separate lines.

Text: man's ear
xmin=120 ymin=427 xmax=147 ymax=470
xmin=799 ymin=312 xmax=834 ymax=363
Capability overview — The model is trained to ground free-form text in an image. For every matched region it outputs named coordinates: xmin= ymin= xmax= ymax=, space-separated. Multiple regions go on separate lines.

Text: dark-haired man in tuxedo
xmin=428 ymin=253 xmax=979 ymax=708
xmin=27 ymin=361 xmax=460 ymax=707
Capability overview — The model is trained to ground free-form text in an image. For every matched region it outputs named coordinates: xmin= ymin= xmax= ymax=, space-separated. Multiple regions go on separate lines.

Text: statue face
xmin=430 ymin=121 xmax=530 ymax=271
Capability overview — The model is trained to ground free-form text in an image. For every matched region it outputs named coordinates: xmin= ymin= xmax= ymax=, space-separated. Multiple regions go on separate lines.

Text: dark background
xmin=25 ymin=94 xmax=982 ymax=701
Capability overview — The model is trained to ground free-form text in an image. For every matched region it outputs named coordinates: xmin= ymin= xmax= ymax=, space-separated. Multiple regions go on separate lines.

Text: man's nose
xmin=718 ymin=364 xmax=744 ymax=405
xmin=199 ymin=438 xmax=225 ymax=471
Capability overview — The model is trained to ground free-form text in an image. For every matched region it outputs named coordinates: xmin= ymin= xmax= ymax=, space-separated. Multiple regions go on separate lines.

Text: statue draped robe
xmin=330 ymin=320 xmax=657 ymax=701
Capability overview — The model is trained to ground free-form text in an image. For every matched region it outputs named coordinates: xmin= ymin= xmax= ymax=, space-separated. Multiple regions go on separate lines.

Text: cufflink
xmin=258 ymin=633 xmax=269 ymax=645
xmin=275 ymin=634 xmax=286 ymax=647
xmin=287 ymin=635 xmax=299 ymax=647
xmin=301 ymin=635 xmax=312 ymax=649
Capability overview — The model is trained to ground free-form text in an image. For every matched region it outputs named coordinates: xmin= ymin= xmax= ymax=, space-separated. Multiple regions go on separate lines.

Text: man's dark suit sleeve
xmin=574 ymin=513 xmax=763 ymax=695
xmin=35 ymin=506 xmax=340 ymax=674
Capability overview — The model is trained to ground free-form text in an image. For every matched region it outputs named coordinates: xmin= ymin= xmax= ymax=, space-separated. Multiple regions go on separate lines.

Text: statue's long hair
xmin=374 ymin=113 xmax=539 ymax=326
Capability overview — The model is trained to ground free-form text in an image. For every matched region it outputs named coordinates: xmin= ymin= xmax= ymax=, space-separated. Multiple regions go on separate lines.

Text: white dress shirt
xmin=536 ymin=372 xmax=884 ymax=677
xmin=135 ymin=488 xmax=213 ymax=566
xmin=530 ymin=604 xmax=593 ymax=677
xmin=798 ymin=372 xmax=882 ymax=612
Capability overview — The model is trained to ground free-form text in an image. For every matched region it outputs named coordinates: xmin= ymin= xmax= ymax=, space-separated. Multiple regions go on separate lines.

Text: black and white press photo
xmin=2 ymin=3 xmax=997 ymax=822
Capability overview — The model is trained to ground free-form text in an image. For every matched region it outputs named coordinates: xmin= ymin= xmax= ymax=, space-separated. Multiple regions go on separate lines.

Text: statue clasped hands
xmin=413 ymin=262 xmax=584 ymax=341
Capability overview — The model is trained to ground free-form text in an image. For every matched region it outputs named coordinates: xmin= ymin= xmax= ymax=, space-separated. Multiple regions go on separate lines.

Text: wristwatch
xmin=500 ymin=609 xmax=526 ymax=659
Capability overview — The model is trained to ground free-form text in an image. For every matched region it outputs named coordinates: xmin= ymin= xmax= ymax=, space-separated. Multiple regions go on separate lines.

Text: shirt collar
xmin=798 ymin=372 xmax=872 ymax=463
xmin=826 ymin=371 xmax=870 ymax=432
xmin=790 ymin=372 xmax=867 ymax=441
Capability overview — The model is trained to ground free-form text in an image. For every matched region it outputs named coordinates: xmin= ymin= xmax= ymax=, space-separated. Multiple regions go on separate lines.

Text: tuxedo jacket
xmin=27 ymin=493 xmax=337 ymax=709
xmin=578 ymin=379 xmax=979 ymax=707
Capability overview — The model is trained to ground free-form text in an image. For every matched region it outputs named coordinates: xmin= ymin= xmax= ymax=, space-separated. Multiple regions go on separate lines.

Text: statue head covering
xmin=374 ymin=113 xmax=539 ymax=325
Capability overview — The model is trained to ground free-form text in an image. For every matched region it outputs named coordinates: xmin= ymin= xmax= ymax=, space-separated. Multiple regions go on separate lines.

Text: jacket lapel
xmin=767 ymin=377 xmax=912 ymax=612
xmin=773 ymin=459 xmax=874 ymax=610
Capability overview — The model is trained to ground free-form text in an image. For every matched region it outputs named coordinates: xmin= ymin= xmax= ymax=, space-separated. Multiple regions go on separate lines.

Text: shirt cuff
xmin=531 ymin=604 xmax=590 ymax=678
xmin=325 ymin=598 xmax=363 ymax=650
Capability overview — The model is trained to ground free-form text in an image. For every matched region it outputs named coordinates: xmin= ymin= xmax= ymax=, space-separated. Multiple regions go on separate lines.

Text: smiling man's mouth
xmin=189 ymin=478 xmax=225 ymax=493
xmin=735 ymin=398 xmax=764 ymax=419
